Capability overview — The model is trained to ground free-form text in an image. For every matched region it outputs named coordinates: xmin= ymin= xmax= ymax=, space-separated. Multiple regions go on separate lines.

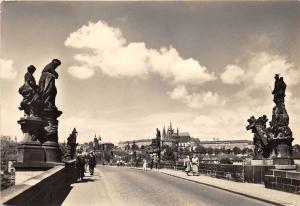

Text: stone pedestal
xmin=273 ymin=157 xmax=294 ymax=165
xmin=251 ymin=159 xmax=273 ymax=166
xmin=17 ymin=142 xmax=45 ymax=164
xmin=43 ymin=141 xmax=62 ymax=163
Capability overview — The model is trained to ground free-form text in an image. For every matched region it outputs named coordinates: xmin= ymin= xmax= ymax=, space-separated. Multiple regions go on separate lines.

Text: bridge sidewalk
xmin=61 ymin=170 xmax=114 ymax=206
xmin=153 ymin=168 xmax=299 ymax=206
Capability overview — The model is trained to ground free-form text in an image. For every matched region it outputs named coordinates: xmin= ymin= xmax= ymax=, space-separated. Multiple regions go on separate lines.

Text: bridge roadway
xmin=62 ymin=166 xmax=275 ymax=206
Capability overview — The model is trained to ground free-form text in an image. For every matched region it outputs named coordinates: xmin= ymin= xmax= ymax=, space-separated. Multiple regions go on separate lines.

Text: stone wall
xmin=264 ymin=169 xmax=300 ymax=194
xmin=0 ymin=160 xmax=76 ymax=206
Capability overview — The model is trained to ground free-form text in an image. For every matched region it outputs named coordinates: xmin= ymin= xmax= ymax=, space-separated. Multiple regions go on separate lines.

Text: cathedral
xmin=162 ymin=122 xmax=191 ymax=148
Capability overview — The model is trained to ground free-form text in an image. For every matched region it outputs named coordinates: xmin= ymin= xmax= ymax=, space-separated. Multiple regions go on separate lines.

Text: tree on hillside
xmin=232 ymin=147 xmax=242 ymax=154
xmin=195 ymin=145 xmax=206 ymax=154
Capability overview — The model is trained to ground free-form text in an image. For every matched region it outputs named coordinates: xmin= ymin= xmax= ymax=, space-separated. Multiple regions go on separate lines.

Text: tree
xmin=220 ymin=158 xmax=233 ymax=164
xmin=205 ymin=147 xmax=213 ymax=154
xmin=213 ymin=148 xmax=221 ymax=154
xmin=232 ymin=147 xmax=242 ymax=154
xmin=195 ymin=145 xmax=206 ymax=154
xmin=131 ymin=141 xmax=139 ymax=151
xmin=225 ymin=148 xmax=231 ymax=154
xmin=242 ymin=148 xmax=248 ymax=154
xmin=163 ymin=145 xmax=175 ymax=161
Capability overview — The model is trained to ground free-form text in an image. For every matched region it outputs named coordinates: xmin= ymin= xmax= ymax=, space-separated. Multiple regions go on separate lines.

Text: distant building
xmin=162 ymin=123 xmax=192 ymax=149
xmin=118 ymin=139 xmax=152 ymax=149
xmin=199 ymin=139 xmax=253 ymax=150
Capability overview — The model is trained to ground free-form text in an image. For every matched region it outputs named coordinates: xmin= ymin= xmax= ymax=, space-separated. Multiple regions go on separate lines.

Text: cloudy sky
xmin=1 ymin=1 xmax=300 ymax=144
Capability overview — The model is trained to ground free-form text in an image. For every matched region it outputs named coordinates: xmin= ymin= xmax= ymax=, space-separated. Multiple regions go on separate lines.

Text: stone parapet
xmin=264 ymin=169 xmax=300 ymax=194
xmin=0 ymin=160 xmax=76 ymax=206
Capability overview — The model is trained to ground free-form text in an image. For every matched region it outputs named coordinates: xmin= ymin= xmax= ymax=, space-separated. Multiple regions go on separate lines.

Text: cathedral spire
xmin=162 ymin=126 xmax=166 ymax=139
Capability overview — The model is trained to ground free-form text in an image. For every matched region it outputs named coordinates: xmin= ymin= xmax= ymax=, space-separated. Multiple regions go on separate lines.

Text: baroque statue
xmin=18 ymin=65 xmax=40 ymax=117
xmin=246 ymin=74 xmax=293 ymax=162
xmin=17 ymin=58 xmax=63 ymax=163
xmin=65 ymin=128 xmax=78 ymax=160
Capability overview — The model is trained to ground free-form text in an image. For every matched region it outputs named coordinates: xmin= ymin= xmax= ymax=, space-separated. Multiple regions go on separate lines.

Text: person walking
xmin=88 ymin=152 xmax=97 ymax=175
xmin=183 ymin=155 xmax=192 ymax=176
xmin=150 ymin=157 xmax=154 ymax=170
xmin=76 ymin=154 xmax=85 ymax=181
xmin=191 ymin=154 xmax=199 ymax=176
xmin=142 ymin=158 xmax=147 ymax=171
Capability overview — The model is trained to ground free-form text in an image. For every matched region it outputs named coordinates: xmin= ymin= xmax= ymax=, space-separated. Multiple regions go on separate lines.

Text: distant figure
xmin=184 ymin=155 xmax=192 ymax=176
xmin=150 ymin=157 xmax=154 ymax=170
xmin=191 ymin=154 xmax=199 ymax=176
xmin=154 ymin=155 xmax=159 ymax=169
xmin=88 ymin=152 xmax=97 ymax=175
xmin=142 ymin=158 xmax=147 ymax=171
xmin=18 ymin=65 xmax=40 ymax=117
xmin=76 ymin=154 xmax=85 ymax=181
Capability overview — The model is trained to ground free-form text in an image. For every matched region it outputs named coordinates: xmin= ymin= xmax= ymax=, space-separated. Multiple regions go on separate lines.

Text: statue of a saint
xmin=38 ymin=59 xmax=61 ymax=110
xmin=67 ymin=128 xmax=78 ymax=159
xmin=18 ymin=65 xmax=40 ymax=117
xmin=272 ymin=74 xmax=286 ymax=105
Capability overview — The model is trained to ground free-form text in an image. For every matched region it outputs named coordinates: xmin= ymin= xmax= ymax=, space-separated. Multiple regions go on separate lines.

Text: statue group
xmin=246 ymin=74 xmax=294 ymax=165
xmin=17 ymin=59 xmax=63 ymax=164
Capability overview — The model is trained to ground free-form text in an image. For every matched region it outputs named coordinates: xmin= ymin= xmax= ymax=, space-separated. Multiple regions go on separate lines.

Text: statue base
xmin=43 ymin=141 xmax=62 ymax=163
xmin=251 ymin=159 xmax=273 ymax=166
xmin=17 ymin=142 xmax=45 ymax=164
xmin=273 ymin=157 xmax=294 ymax=165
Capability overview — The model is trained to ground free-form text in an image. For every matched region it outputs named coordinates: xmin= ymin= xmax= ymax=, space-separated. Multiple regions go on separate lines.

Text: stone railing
xmin=0 ymin=160 xmax=76 ymax=206
xmin=140 ymin=161 xmax=274 ymax=183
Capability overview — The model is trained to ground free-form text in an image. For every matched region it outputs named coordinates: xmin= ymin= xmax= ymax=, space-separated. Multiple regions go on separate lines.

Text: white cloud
xmin=68 ymin=65 xmax=95 ymax=79
xmin=0 ymin=58 xmax=17 ymax=80
xmin=221 ymin=52 xmax=300 ymax=87
xmin=65 ymin=20 xmax=216 ymax=84
xmin=169 ymin=85 xmax=225 ymax=109
xmin=220 ymin=64 xmax=245 ymax=84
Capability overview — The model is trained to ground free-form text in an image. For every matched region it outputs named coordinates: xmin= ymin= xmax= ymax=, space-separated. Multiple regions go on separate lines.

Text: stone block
xmin=274 ymin=183 xmax=284 ymax=191
xmin=265 ymin=169 xmax=274 ymax=175
xmin=274 ymin=170 xmax=287 ymax=178
xmin=273 ymin=157 xmax=294 ymax=165
xmin=283 ymin=184 xmax=295 ymax=193
xmin=296 ymin=186 xmax=300 ymax=193
xmin=286 ymin=172 xmax=300 ymax=180
xmin=264 ymin=175 xmax=275 ymax=184
xmin=291 ymin=179 xmax=300 ymax=186
xmin=276 ymin=177 xmax=291 ymax=184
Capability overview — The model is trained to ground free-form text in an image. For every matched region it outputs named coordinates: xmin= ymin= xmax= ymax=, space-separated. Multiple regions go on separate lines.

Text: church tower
xmin=162 ymin=126 xmax=167 ymax=139
xmin=167 ymin=122 xmax=174 ymax=138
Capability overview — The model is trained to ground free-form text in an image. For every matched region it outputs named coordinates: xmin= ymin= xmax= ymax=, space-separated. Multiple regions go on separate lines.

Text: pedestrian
xmin=150 ymin=157 xmax=154 ymax=170
xmin=183 ymin=155 xmax=192 ymax=176
xmin=76 ymin=154 xmax=85 ymax=181
xmin=142 ymin=158 xmax=147 ymax=171
xmin=88 ymin=152 xmax=97 ymax=175
xmin=191 ymin=154 xmax=199 ymax=176
xmin=154 ymin=156 xmax=158 ymax=169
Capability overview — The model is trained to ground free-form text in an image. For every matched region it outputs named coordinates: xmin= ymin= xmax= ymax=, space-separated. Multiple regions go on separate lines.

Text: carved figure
xmin=272 ymin=74 xmax=286 ymax=105
xmin=66 ymin=128 xmax=78 ymax=160
xmin=18 ymin=65 xmax=40 ymax=117
xmin=38 ymin=59 xmax=61 ymax=110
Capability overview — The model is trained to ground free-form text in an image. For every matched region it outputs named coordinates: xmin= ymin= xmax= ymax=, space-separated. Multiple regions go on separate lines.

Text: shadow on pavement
xmin=73 ymin=177 xmax=98 ymax=183
xmin=53 ymin=185 xmax=74 ymax=205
